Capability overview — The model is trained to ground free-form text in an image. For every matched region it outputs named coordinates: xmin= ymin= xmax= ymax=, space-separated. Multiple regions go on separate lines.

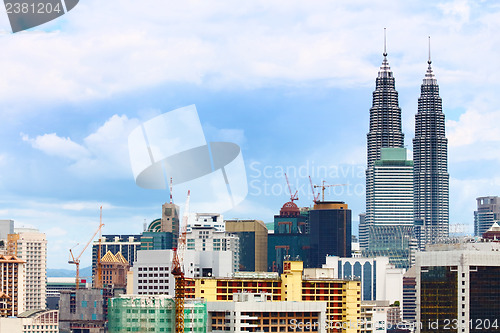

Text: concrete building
xmin=187 ymin=212 xmax=225 ymax=232
xmin=0 ymin=309 xmax=58 ymax=333
xmin=413 ymin=55 xmax=449 ymax=246
xmin=8 ymin=228 xmax=47 ymax=311
xmin=58 ymin=289 xmax=106 ymax=333
xmin=0 ymin=254 xmax=25 ymax=317
xmin=0 ymin=220 xmax=13 ymax=241
xmin=474 ymin=196 xmax=500 ymax=237
xmin=132 ymin=249 xmax=234 ymax=296
xmin=208 ymin=292 xmax=327 ymax=333
xmin=225 ymin=219 xmax=268 ymax=272
xmin=359 ymin=300 xmax=390 ymax=333
xmin=108 ymin=294 xmax=206 ymax=333
xmin=416 ymin=242 xmax=500 ymax=333
xmin=186 ymin=220 xmax=239 ymax=273
xmin=323 ymin=256 xmax=405 ymax=304
xmin=186 ymin=260 xmax=361 ymax=333
xmin=46 ymin=277 xmax=89 ymax=310
xmin=402 ymin=266 xmax=417 ymax=323
xmin=92 ymin=234 xmax=141 ymax=279
xmin=309 ymin=201 xmax=351 ymax=267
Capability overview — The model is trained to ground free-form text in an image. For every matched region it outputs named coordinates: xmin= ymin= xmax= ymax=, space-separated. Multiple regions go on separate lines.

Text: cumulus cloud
xmin=22 ymin=114 xmax=140 ymax=179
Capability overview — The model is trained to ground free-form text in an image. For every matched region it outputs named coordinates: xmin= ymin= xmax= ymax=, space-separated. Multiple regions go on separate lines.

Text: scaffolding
xmin=107 ymin=295 xmax=207 ymax=333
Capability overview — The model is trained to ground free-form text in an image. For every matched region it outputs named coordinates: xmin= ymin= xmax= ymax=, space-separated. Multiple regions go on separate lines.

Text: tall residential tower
xmin=413 ymin=43 xmax=449 ymax=245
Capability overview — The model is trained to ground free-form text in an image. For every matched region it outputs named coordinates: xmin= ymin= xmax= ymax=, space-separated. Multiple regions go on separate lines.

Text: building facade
xmin=416 ymin=242 xmax=500 ymax=333
xmin=413 ymin=55 xmax=449 ymax=246
xmin=225 ymin=219 xmax=268 ymax=272
xmin=108 ymin=295 xmax=206 ymax=333
xmin=0 ymin=309 xmax=58 ymax=333
xmin=309 ymin=202 xmax=351 ymax=267
xmin=58 ymin=289 xmax=106 ymax=333
xmin=92 ymin=234 xmax=141 ymax=280
xmin=474 ymin=196 xmax=500 ymax=237
xmin=186 ymin=260 xmax=361 ymax=333
xmin=208 ymin=292 xmax=327 ymax=333
xmin=8 ymin=228 xmax=47 ymax=311
xmin=0 ymin=254 xmax=25 ymax=317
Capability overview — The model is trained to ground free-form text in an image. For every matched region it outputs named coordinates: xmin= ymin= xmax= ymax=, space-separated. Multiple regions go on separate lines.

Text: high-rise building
xmin=413 ymin=50 xmax=449 ymax=245
xmin=474 ymin=196 xmax=500 ymax=236
xmin=416 ymin=242 xmax=500 ymax=333
xmin=309 ymin=201 xmax=351 ymax=267
xmin=92 ymin=234 xmax=141 ymax=279
xmin=366 ymin=39 xmax=404 ymax=169
xmin=267 ymin=202 xmax=310 ymax=272
xmin=0 ymin=254 xmax=25 ymax=317
xmin=225 ymin=219 xmax=268 ymax=272
xmin=0 ymin=220 xmax=13 ymax=241
xmin=8 ymin=228 xmax=47 ymax=311
xmin=402 ymin=266 xmax=417 ymax=323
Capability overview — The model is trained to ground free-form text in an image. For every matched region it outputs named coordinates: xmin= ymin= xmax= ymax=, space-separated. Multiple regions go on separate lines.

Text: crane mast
xmin=172 ymin=190 xmax=190 ymax=333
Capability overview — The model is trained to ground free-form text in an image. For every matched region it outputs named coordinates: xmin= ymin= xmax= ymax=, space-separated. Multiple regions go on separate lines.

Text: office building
xmin=46 ymin=277 xmax=89 ymax=310
xmin=309 ymin=201 xmax=351 ymax=267
xmin=366 ymin=39 xmax=404 ymax=169
xmin=359 ymin=213 xmax=368 ymax=250
xmin=186 ymin=260 xmax=361 ymax=333
xmin=132 ymin=249 xmax=234 ymax=296
xmin=8 ymin=228 xmax=47 ymax=311
xmin=0 ymin=254 xmax=25 ymax=317
xmin=161 ymin=202 xmax=180 ymax=248
xmin=0 ymin=220 xmax=13 ymax=241
xmin=108 ymin=295 xmax=206 ymax=333
xmin=187 ymin=213 xmax=225 ymax=232
xmin=474 ymin=196 xmax=500 ymax=236
xmin=324 ymin=255 xmax=404 ymax=304
xmin=225 ymin=219 xmax=268 ymax=272
xmin=413 ymin=53 xmax=449 ymax=245
xmin=402 ymin=266 xmax=417 ymax=323
xmin=416 ymin=242 xmax=500 ymax=333
xmin=359 ymin=300 xmax=391 ymax=333
xmin=268 ymin=201 xmax=310 ymax=272
xmin=208 ymin=292 xmax=327 ymax=333
xmin=99 ymin=251 xmax=130 ymax=289
xmin=92 ymin=234 xmax=141 ymax=279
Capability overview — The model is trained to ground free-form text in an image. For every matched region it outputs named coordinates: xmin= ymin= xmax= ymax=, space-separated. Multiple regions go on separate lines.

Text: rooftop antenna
xmin=169 ymin=177 xmax=173 ymax=204
xmin=383 ymin=27 xmax=387 ymax=56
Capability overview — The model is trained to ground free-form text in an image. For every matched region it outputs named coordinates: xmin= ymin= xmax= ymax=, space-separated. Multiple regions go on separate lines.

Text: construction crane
xmin=169 ymin=177 xmax=173 ymax=204
xmin=313 ymin=180 xmax=347 ymax=202
xmin=309 ymin=176 xmax=320 ymax=204
xmin=172 ymin=190 xmax=190 ymax=333
xmin=284 ymin=173 xmax=298 ymax=202
xmin=68 ymin=206 xmax=104 ymax=290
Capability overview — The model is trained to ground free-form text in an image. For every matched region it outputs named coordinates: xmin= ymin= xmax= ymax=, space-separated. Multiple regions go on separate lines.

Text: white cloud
xmin=22 ymin=114 xmax=140 ymax=179
xmin=447 ymin=109 xmax=500 ymax=147
xmin=21 ymin=132 xmax=90 ymax=160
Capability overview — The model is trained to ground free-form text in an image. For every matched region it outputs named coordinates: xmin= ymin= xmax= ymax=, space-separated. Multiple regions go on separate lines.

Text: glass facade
xmin=420 ymin=266 xmax=457 ymax=333
xmin=470 ymin=266 xmax=500 ymax=332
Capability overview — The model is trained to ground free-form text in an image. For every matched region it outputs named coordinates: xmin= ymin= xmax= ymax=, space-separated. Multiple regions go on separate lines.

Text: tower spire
xmin=383 ymin=28 xmax=387 ymax=57
xmin=428 ymin=36 xmax=431 ymax=65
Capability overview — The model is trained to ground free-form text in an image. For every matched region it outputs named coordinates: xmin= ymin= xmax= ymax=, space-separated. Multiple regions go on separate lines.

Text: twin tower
xmin=361 ymin=35 xmax=449 ymax=265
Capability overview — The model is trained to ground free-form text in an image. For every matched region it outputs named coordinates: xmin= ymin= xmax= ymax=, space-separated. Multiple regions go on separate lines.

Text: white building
xmin=10 ymin=228 xmax=47 ymax=311
xmin=132 ymin=249 xmax=234 ymax=296
xmin=186 ymin=220 xmax=239 ymax=272
xmin=359 ymin=300 xmax=391 ymax=333
xmin=0 ymin=309 xmax=58 ymax=333
xmin=323 ymin=256 xmax=405 ymax=304
xmin=207 ymin=293 xmax=327 ymax=333
xmin=187 ymin=213 xmax=225 ymax=232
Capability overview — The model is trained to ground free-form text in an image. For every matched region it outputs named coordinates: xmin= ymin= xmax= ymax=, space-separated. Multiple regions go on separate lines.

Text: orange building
xmin=0 ymin=254 xmax=25 ymax=317
xmin=99 ymin=251 xmax=130 ymax=289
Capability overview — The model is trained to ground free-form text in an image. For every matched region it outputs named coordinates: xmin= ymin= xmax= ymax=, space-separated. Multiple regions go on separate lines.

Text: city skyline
xmin=1 ymin=1 xmax=500 ymax=268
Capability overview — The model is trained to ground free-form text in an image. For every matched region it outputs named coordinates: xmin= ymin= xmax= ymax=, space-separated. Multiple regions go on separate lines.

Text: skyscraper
xmin=413 ymin=44 xmax=449 ymax=245
xmin=366 ymin=35 xmax=404 ymax=169
xmin=474 ymin=196 xmax=500 ymax=236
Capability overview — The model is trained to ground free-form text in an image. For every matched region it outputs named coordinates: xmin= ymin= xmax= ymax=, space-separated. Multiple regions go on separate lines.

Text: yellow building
xmin=225 ymin=219 xmax=268 ymax=272
xmin=0 ymin=254 xmax=25 ymax=317
xmin=186 ymin=260 xmax=361 ymax=333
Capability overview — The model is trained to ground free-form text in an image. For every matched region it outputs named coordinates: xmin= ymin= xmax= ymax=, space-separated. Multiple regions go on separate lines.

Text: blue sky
xmin=1 ymin=0 xmax=500 ymax=268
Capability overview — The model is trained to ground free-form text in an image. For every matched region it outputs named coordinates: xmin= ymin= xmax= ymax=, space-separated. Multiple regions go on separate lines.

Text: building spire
xmin=423 ymin=36 xmax=437 ymax=85
xmin=383 ymin=28 xmax=387 ymax=57
xmin=428 ymin=36 xmax=431 ymax=65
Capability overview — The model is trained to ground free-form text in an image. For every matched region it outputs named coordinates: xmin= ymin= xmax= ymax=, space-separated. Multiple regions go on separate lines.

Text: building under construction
xmin=107 ymin=295 xmax=206 ymax=333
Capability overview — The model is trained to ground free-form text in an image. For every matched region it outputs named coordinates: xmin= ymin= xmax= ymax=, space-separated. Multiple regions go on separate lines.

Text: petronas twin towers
xmin=364 ymin=35 xmax=449 ymax=255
